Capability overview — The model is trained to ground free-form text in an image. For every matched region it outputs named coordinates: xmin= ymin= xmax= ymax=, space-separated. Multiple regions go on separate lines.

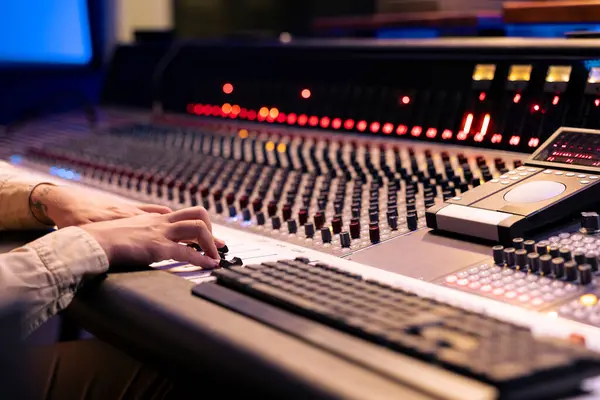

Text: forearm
xmin=0 ymin=227 xmax=109 ymax=336
xmin=0 ymin=161 xmax=55 ymax=230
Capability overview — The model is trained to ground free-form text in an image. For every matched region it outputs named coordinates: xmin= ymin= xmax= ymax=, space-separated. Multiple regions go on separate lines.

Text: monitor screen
xmin=532 ymin=129 xmax=600 ymax=168
xmin=0 ymin=0 xmax=92 ymax=65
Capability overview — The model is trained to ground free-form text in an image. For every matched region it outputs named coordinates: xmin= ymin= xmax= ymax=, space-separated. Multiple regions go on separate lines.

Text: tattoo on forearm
xmin=29 ymin=184 xmax=56 ymax=224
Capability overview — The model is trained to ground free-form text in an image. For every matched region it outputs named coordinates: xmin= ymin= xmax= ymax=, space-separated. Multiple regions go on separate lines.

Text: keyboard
xmin=193 ymin=258 xmax=600 ymax=400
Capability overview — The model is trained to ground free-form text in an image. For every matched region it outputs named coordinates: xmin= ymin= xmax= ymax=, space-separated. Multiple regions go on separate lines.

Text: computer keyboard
xmin=193 ymin=258 xmax=600 ymax=400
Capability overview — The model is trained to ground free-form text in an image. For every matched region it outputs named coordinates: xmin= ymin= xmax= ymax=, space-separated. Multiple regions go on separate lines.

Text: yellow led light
xmin=269 ymin=108 xmax=280 ymax=119
xmin=277 ymin=143 xmax=286 ymax=153
xmin=238 ymin=129 xmax=249 ymax=139
xmin=472 ymin=64 xmax=496 ymax=81
xmin=221 ymin=103 xmax=232 ymax=114
xmin=508 ymin=65 xmax=532 ymax=82
xmin=259 ymin=107 xmax=269 ymax=118
xmin=546 ymin=66 xmax=572 ymax=83
xmin=580 ymin=294 xmax=598 ymax=306
xmin=265 ymin=141 xmax=275 ymax=152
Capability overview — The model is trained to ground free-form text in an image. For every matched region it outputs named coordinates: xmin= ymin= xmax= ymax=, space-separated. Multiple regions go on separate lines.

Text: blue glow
xmin=9 ymin=155 xmax=23 ymax=165
xmin=505 ymin=23 xmax=600 ymax=38
xmin=0 ymin=0 xmax=92 ymax=65
xmin=584 ymin=60 xmax=600 ymax=71
xmin=49 ymin=166 xmax=80 ymax=181
xmin=377 ymin=28 xmax=439 ymax=39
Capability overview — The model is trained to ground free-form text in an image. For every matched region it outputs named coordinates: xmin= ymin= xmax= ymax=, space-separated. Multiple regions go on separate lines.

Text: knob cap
xmin=549 ymin=245 xmax=560 ymax=258
xmin=314 ymin=211 xmax=325 ymax=229
xmin=492 ymin=245 xmax=505 ymax=265
xmin=512 ymin=238 xmax=525 ymax=250
xmin=581 ymin=211 xmax=600 ymax=233
xmin=565 ymin=260 xmax=578 ymax=281
xmin=515 ymin=249 xmax=528 ymax=269
xmin=332 ymin=215 xmax=343 ymax=234
xmin=242 ymin=208 xmax=251 ymax=221
xmin=388 ymin=215 xmax=398 ymax=230
xmin=407 ymin=213 xmax=418 ymax=231
xmin=272 ymin=216 xmax=281 ymax=230
xmin=340 ymin=232 xmax=351 ymax=248
xmin=552 ymin=257 xmax=565 ymax=278
xmin=524 ymin=240 xmax=536 ymax=253
xmin=369 ymin=223 xmax=380 ymax=244
xmin=350 ymin=218 xmax=361 ymax=239
xmin=298 ymin=208 xmax=309 ymax=226
xmin=528 ymin=253 xmax=540 ymax=273
xmin=503 ymin=247 xmax=516 ymax=266
xmin=256 ymin=211 xmax=266 ymax=226
xmin=574 ymin=251 xmax=586 ymax=265
xmin=321 ymin=227 xmax=332 ymax=243
xmin=578 ymin=264 xmax=593 ymax=285
xmin=539 ymin=254 xmax=553 ymax=275
xmin=304 ymin=223 xmax=315 ymax=238
xmin=585 ymin=252 xmax=599 ymax=272
xmin=559 ymin=248 xmax=572 ymax=262
xmin=535 ymin=242 xmax=549 ymax=255
xmin=287 ymin=219 xmax=297 ymax=234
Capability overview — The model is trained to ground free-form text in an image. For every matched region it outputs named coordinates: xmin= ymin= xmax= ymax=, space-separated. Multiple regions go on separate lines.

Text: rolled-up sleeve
xmin=0 ymin=161 xmax=55 ymax=230
xmin=1 ymin=226 xmax=109 ymax=335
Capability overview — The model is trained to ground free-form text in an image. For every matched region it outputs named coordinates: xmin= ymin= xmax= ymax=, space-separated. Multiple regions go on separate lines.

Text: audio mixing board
xmin=8 ymin=38 xmax=600 ymax=398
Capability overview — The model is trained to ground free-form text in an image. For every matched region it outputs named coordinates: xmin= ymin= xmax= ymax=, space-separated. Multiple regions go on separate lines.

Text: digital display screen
xmin=472 ymin=64 xmax=495 ymax=81
xmin=508 ymin=65 xmax=532 ymax=82
xmin=533 ymin=129 xmax=600 ymax=168
xmin=0 ymin=0 xmax=92 ymax=65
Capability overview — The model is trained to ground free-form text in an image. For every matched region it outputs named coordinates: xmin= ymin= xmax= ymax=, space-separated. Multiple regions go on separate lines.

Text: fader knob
xmin=350 ymin=218 xmax=361 ymax=239
xmin=332 ymin=215 xmax=343 ymax=234
xmin=578 ymin=264 xmax=593 ymax=285
xmin=272 ymin=216 xmax=282 ymax=230
xmin=340 ymin=232 xmax=351 ymax=248
xmin=305 ymin=223 xmax=315 ymax=238
xmin=242 ymin=208 xmax=251 ymax=221
xmin=321 ymin=227 xmax=332 ymax=243
xmin=388 ymin=216 xmax=398 ymax=230
xmin=267 ymin=201 xmax=278 ymax=217
xmin=369 ymin=223 xmax=380 ymax=244
xmin=565 ymin=260 xmax=578 ymax=281
xmin=287 ymin=219 xmax=298 ymax=234
xmin=298 ymin=208 xmax=309 ymax=226
xmin=407 ymin=213 xmax=418 ymax=231
xmin=539 ymin=254 xmax=552 ymax=275
xmin=581 ymin=212 xmax=600 ymax=234
xmin=585 ymin=252 xmax=599 ymax=272
xmin=314 ymin=211 xmax=325 ymax=229
xmin=282 ymin=204 xmax=292 ymax=221
xmin=256 ymin=211 xmax=266 ymax=226
xmin=492 ymin=245 xmax=505 ymax=265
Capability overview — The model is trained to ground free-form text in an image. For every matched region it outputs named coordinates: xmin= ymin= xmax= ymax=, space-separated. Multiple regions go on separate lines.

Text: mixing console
xmin=18 ymin=120 xmax=518 ymax=255
xmin=9 ymin=38 xmax=600 ymax=398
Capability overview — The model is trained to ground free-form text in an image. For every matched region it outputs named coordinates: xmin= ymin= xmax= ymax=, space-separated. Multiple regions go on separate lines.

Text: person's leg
xmin=28 ymin=339 xmax=179 ymax=400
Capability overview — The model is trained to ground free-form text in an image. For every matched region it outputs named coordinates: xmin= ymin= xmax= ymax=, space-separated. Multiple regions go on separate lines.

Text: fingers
xmin=166 ymin=220 xmax=219 ymax=260
xmin=167 ymin=243 xmax=220 ymax=269
xmin=166 ymin=206 xmax=212 ymax=232
xmin=214 ymin=236 xmax=226 ymax=248
xmin=138 ymin=204 xmax=173 ymax=214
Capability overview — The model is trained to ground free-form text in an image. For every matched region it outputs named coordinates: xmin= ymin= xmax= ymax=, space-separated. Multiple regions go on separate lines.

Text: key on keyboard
xmin=192 ymin=258 xmax=600 ymax=400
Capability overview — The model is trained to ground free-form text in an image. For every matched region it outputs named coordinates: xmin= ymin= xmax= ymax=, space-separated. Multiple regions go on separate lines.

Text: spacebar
xmin=192 ymin=283 xmax=496 ymax=400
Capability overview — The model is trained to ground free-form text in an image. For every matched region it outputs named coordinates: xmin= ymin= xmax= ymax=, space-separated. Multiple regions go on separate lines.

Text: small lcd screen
xmin=533 ymin=129 xmax=600 ymax=168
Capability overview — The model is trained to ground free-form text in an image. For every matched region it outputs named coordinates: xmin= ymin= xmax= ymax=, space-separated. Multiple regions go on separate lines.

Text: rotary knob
xmin=581 ymin=212 xmax=600 ymax=234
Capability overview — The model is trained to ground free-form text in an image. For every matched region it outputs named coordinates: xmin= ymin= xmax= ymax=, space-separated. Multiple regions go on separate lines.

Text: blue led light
xmin=505 ymin=23 xmax=600 ymax=38
xmin=9 ymin=155 xmax=23 ymax=165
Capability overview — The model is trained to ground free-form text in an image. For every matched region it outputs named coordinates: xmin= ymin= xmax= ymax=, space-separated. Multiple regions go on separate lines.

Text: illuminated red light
xmin=247 ymin=109 xmax=257 ymax=120
xmin=277 ymin=112 xmax=287 ymax=123
xmin=491 ymin=134 xmax=502 ymax=144
xmin=528 ymin=137 xmax=540 ymax=147
xmin=396 ymin=124 xmax=408 ymax=135
xmin=509 ymin=136 xmax=521 ymax=146
xmin=239 ymin=108 xmax=248 ymax=119
xmin=513 ymin=93 xmax=521 ymax=103
xmin=298 ymin=114 xmax=308 ymax=126
xmin=462 ymin=113 xmax=474 ymax=134
xmin=595 ymin=99 xmax=600 ymax=107
xmin=193 ymin=104 xmax=203 ymax=115
xmin=223 ymin=83 xmax=234 ymax=94
xmin=357 ymin=120 xmax=367 ymax=132
xmin=258 ymin=107 xmax=269 ymax=118
xmin=222 ymin=103 xmax=232 ymax=114
xmin=457 ymin=131 xmax=468 ymax=140
xmin=332 ymin=118 xmax=342 ymax=129
xmin=370 ymin=122 xmax=381 ymax=133
xmin=320 ymin=117 xmax=331 ymax=128
xmin=269 ymin=108 xmax=280 ymax=119
xmin=231 ymin=105 xmax=241 ymax=115
xmin=401 ymin=96 xmax=411 ymax=105
xmin=287 ymin=113 xmax=297 ymax=124
xmin=301 ymin=89 xmax=311 ymax=99
xmin=382 ymin=123 xmax=393 ymax=134
xmin=479 ymin=92 xmax=486 ymax=102
xmin=441 ymin=129 xmax=452 ymax=140
xmin=411 ymin=126 xmax=422 ymax=137
xmin=211 ymin=105 xmax=221 ymax=116
xmin=532 ymin=104 xmax=540 ymax=112
xmin=552 ymin=95 xmax=560 ymax=105
xmin=308 ymin=116 xmax=319 ymax=126
xmin=474 ymin=133 xmax=485 ymax=142
xmin=426 ymin=128 xmax=437 ymax=138
xmin=344 ymin=119 xmax=355 ymax=130
xmin=480 ymin=114 xmax=491 ymax=136
xmin=187 ymin=103 xmax=195 ymax=113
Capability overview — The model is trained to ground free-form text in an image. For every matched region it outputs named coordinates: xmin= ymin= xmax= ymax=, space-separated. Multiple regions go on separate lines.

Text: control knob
xmin=581 ymin=212 xmax=600 ymax=234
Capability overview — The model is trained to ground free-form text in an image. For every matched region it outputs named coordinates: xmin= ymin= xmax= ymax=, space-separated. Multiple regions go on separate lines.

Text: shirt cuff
xmin=26 ymin=226 xmax=110 ymax=288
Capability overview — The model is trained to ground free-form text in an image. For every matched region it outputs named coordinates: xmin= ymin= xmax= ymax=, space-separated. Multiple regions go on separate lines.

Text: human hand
xmin=80 ymin=206 xmax=226 ymax=269
xmin=30 ymin=184 xmax=172 ymax=228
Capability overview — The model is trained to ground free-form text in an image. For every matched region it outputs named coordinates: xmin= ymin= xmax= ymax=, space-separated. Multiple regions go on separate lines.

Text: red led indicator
xmin=480 ymin=114 xmax=491 ymax=136
xmin=308 ymin=116 xmax=319 ymax=126
xmin=426 ymin=128 xmax=437 ymax=138
xmin=411 ymin=126 xmax=422 ymax=137
xmin=509 ymin=136 xmax=521 ymax=146
xmin=491 ymin=134 xmax=502 ymax=144
xmin=301 ymin=89 xmax=311 ymax=99
xmin=382 ymin=123 xmax=393 ymax=134
xmin=287 ymin=113 xmax=297 ymax=125
xmin=320 ymin=117 xmax=331 ymax=128
xmin=193 ymin=104 xmax=202 ymax=115
xmin=532 ymin=104 xmax=540 ymax=112
xmin=298 ymin=114 xmax=308 ymax=126
xmin=396 ymin=125 xmax=408 ymax=135
xmin=370 ymin=122 xmax=381 ymax=133
xmin=513 ymin=93 xmax=521 ymax=104
xmin=223 ymin=83 xmax=234 ymax=94
xmin=277 ymin=112 xmax=287 ymax=123
xmin=269 ymin=108 xmax=280 ymax=119
xmin=239 ymin=108 xmax=248 ymax=119
xmin=528 ymin=137 xmax=540 ymax=147
xmin=552 ymin=96 xmax=560 ymax=105
xmin=479 ymin=92 xmax=486 ymax=102
xmin=211 ymin=105 xmax=221 ymax=116
xmin=231 ymin=105 xmax=241 ymax=115
xmin=357 ymin=120 xmax=367 ymax=132
xmin=474 ymin=133 xmax=484 ymax=142
xmin=332 ymin=118 xmax=342 ymax=129
xmin=247 ymin=109 xmax=257 ymax=120
xmin=441 ymin=129 xmax=452 ymax=140
xmin=344 ymin=119 xmax=355 ymax=130
xmin=595 ymin=99 xmax=600 ymax=107
xmin=401 ymin=96 xmax=411 ymax=105
xmin=457 ymin=131 xmax=468 ymax=140
xmin=462 ymin=113 xmax=474 ymax=134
